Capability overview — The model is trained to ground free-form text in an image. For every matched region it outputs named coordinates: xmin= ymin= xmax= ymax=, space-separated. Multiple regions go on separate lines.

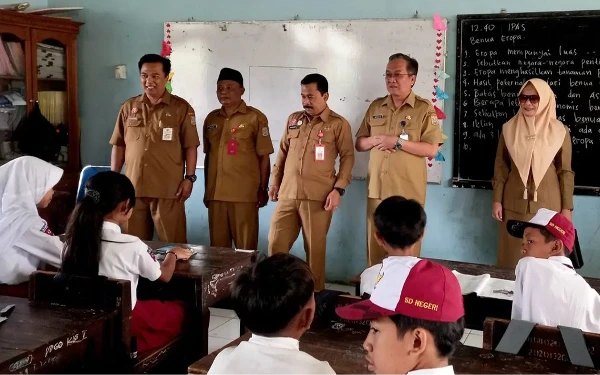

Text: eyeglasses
xmin=518 ymin=94 xmax=540 ymax=104
xmin=384 ymin=73 xmax=412 ymax=80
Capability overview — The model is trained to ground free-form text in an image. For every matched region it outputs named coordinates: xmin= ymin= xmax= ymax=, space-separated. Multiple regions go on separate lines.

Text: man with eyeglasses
xmin=355 ymin=53 xmax=444 ymax=266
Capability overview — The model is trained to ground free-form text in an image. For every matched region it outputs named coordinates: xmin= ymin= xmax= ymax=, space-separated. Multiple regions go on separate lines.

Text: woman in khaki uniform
xmin=492 ymin=78 xmax=574 ymax=268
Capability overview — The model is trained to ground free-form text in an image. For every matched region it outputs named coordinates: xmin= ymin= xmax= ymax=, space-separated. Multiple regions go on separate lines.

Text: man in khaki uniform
xmin=356 ymin=53 xmax=443 ymax=265
xmin=268 ymin=73 xmax=355 ymax=291
xmin=203 ymin=68 xmax=274 ymax=250
xmin=110 ymin=53 xmax=200 ymax=243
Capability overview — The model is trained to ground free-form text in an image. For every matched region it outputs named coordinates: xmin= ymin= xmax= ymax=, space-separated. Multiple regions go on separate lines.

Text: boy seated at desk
xmin=207 ymin=253 xmax=335 ymax=374
xmin=361 ymin=196 xmax=426 ymax=296
xmin=507 ymin=208 xmax=600 ymax=334
xmin=337 ymin=258 xmax=465 ymax=375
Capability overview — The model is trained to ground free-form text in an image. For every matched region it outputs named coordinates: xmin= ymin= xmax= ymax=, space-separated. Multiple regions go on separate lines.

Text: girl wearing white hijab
xmin=492 ymin=78 xmax=574 ymax=268
xmin=0 ymin=156 xmax=64 ymax=285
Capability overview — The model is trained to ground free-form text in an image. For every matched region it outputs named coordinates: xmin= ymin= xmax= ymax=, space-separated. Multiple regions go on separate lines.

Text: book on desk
xmin=452 ymin=271 xmax=515 ymax=301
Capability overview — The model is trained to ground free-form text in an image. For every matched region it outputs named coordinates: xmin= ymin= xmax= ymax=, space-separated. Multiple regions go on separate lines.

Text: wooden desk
xmin=189 ymin=318 xmax=597 ymax=374
xmin=145 ymin=242 xmax=256 ymax=359
xmin=0 ymin=296 xmax=114 ymax=374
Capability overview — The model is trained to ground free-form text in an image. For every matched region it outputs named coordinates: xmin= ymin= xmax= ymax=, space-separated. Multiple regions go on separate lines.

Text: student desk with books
xmin=351 ymin=258 xmax=600 ymax=331
xmin=0 ymin=296 xmax=115 ymax=374
xmin=188 ymin=295 xmax=596 ymax=374
xmin=143 ymin=242 xmax=256 ymax=358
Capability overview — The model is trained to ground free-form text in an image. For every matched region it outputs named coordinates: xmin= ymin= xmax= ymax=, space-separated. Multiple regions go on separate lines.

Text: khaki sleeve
xmin=255 ymin=112 xmax=275 ymax=156
xmin=421 ymin=105 xmax=444 ymax=145
xmin=555 ymin=127 xmax=575 ymax=210
xmin=271 ymin=114 xmax=292 ymax=186
xmin=355 ymin=108 xmax=371 ymax=138
xmin=492 ymin=132 xmax=510 ymax=203
xmin=334 ymin=118 xmax=355 ymax=189
xmin=109 ymin=104 xmax=127 ymax=147
xmin=180 ymin=104 xmax=201 ymax=149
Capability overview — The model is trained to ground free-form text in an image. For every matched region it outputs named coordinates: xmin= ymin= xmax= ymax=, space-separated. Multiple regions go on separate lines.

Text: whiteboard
xmin=165 ymin=19 xmax=447 ymax=183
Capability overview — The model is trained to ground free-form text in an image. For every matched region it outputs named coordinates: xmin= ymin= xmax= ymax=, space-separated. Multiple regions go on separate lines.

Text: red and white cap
xmin=336 ymin=257 xmax=464 ymax=322
xmin=507 ymin=208 xmax=575 ymax=253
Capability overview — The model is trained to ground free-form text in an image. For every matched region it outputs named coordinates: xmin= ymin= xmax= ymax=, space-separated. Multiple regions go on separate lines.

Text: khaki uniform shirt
xmin=203 ymin=101 xmax=274 ymax=202
xmin=356 ymin=92 xmax=443 ymax=204
xmin=272 ymin=107 xmax=355 ymax=202
xmin=492 ymin=127 xmax=574 ymax=214
xmin=109 ymin=92 xmax=200 ymax=199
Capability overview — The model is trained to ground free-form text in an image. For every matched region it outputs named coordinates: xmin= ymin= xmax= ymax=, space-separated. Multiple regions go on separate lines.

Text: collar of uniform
xmin=219 ymin=100 xmax=247 ymax=117
xmin=303 ymin=106 xmax=331 ymax=123
xmin=138 ymin=90 xmax=172 ymax=106
xmin=248 ymin=334 xmax=300 ymax=350
xmin=101 ymin=221 xmax=138 ymax=243
xmin=382 ymin=91 xmax=416 ymax=109
xmin=549 ymin=256 xmax=574 ymax=268
xmin=102 ymin=221 xmax=122 ymax=234
xmin=408 ymin=365 xmax=455 ymax=375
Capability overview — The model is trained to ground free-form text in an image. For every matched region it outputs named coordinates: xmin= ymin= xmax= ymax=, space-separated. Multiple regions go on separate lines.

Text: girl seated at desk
xmin=60 ymin=171 xmax=192 ymax=353
xmin=0 ymin=156 xmax=63 ymax=287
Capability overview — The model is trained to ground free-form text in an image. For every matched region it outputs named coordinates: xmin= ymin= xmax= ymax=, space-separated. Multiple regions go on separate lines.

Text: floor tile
xmin=208 ymin=336 xmax=233 ymax=354
xmin=209 ymin=316 xmax=231 ymax=331
xmin=464 ymin=333 xmax=483 ymax=348
xmin=210 ymin=307 xmax=238 ymax=318
xmin=210 ymin=318 xmax=241 ymax=340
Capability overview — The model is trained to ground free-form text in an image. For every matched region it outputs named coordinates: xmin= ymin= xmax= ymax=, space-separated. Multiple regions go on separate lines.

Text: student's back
xmin=208 ymin=253 xmax=335 ymax=374
xmin=360 ymin=196 xmax=426 ymax=296
xmin=209 ymin=335 xmax=333 ymax=374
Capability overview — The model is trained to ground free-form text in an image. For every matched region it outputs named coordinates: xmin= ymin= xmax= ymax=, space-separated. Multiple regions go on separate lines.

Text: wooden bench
xmin=189 ymin=294 xmax=596 ymax=374
xmin=29 ymin=271 xmax=190 ymax=373
xmin=483 ymin=317 xmax=600 ymax=368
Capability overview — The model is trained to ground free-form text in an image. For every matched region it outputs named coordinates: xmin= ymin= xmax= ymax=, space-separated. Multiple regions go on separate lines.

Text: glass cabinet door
xmin=31 ymin=29 xmax=77 ymax=171
xmin=0 ymin=25 xmax=30 ymax=166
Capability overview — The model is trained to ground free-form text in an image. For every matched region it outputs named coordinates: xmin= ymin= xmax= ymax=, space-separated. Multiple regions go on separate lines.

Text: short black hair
xmin=301 ymin=73 xmax=328 ymax=95
xmin=138 ymin=54 xmax=171 ymax=76
xmin=390 ymin=314 xmax=465 ymax=357
xmin=388 ymin=53 xmax=419 ymax=76
xmin=231 ymin=253 xmax=315 ymax=336
xmin=374 ymin=196 xmax=426 ymax=250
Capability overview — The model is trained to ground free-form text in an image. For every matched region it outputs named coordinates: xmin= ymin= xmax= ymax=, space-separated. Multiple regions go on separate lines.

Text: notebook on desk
xmin=153 ymin=245 xmax=197 ymax=256
xmin=452 ymin=271 xmax=514 ymax=301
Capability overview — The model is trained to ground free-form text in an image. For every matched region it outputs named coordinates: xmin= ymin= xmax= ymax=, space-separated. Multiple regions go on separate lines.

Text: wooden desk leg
xmin=199 ymin=281 xmax=210 ymax=358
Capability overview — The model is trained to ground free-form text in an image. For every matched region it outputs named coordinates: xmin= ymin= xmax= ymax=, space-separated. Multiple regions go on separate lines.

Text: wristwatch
xmin=184 ymin=174 xmax=197 ymax=183
xmin=259 ymin=186 xmax=269 ymax=192
xmin=334 ymin=187 xmax=345 ymax=196
xmin=393 ymin=137 xmax=404 ymax=151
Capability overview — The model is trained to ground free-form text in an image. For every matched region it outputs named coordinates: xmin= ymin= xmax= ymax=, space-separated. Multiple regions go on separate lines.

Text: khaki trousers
xmin=208 ymin=201 xmax=259 ymax=250
xmin=367 ymin=198 xmax=422 ymax=266
xmin=124 ymin=197 xmax=187 ymax=243
xmin=268 ymin=199 xmax=333 ymax=291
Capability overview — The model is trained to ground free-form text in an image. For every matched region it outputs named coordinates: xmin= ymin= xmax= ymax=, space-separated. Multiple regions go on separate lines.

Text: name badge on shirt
xmin=162 ymin=128 xmax=173 ymax=141
xmin=315 ymin=145 xmax=325 ymax=161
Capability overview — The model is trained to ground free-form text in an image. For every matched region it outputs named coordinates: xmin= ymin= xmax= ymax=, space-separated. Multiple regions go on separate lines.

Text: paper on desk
xmin=452 ymin=270 xmax=514 ymax=301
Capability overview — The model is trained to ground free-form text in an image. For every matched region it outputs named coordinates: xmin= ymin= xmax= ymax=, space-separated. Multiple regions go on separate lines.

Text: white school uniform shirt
xmin=360 ymin=256 xmax=421 ymax=295
xmin=207 ymin=334 xmax=336 ymax=374
xmin=99 ymin=221 xmax=162 ymax=308
xmin=512 ymin=256 xmax=600 ymax=334
xmin=408 ymin=365 xmax=455 ymax=375
xmin=0 ymin=156 xmax=64 ymax=285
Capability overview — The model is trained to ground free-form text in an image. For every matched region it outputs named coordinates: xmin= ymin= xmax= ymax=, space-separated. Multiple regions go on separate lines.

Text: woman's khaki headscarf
xmin=502 ymin=78 xmax=566 ymax=202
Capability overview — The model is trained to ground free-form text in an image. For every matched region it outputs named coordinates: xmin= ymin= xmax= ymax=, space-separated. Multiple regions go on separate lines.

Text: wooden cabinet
xmin=0 ymin=10 xmax=82 ymax=172
xmin=0 ymin=10 xmax=83 ymax=232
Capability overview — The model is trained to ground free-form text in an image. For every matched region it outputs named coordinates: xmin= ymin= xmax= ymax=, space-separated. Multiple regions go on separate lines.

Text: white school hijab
xmin=0 ymin=156 xmax=63 ymax=254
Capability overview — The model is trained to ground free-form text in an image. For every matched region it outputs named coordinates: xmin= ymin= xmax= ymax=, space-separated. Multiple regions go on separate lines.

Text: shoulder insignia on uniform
xmin=430 ymin=114 xmax=440 ymax=126
xmin=147 ymin=246 xmax=157 ymax=262
xmin=262 ymin=127 xmax=269 ymax=136
xmin=40 ymin=223 xmax=54 ymax=236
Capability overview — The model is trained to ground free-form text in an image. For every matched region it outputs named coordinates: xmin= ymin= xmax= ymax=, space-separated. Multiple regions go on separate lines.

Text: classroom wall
xmin=48 ymin=0 xmax=600 ymax=283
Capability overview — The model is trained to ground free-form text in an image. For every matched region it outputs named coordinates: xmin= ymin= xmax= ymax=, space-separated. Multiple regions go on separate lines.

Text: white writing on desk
xmin=45 ymin=329 xmax=88 ymax=357
xmin=9 ymin=355 xmax=32 ymax=372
